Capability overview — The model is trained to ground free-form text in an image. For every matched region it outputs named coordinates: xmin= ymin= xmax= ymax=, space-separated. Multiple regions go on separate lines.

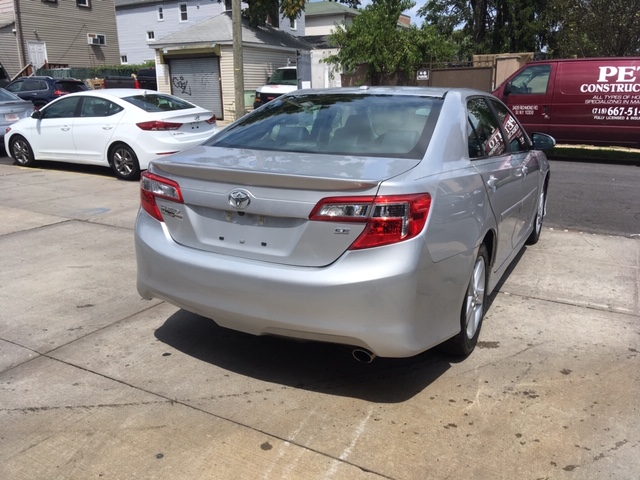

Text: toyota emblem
xmin=228 ymin=189 xmax=251 ymax=209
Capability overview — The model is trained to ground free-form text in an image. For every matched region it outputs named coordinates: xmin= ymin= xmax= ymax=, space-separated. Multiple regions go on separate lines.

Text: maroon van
xmin=493 ymin=57 xmax=640 ymax=148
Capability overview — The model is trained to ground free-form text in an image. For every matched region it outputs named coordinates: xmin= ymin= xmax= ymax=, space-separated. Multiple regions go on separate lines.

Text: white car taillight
xmin=309 ymin=194 xmax=431 ymax=249
xmin=136 ymin=120 xmax=182 ymax=131
xmin=140 ymin=171 xmax=184 ymax=222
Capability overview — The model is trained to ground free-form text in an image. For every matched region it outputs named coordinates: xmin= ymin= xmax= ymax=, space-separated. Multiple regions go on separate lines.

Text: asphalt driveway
xmin=1 ymin=161 xmax=638 ymax=479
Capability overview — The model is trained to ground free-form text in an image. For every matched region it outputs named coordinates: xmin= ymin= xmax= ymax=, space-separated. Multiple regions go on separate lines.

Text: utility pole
xmin=232 ymin=0 xmax=245 ymax=120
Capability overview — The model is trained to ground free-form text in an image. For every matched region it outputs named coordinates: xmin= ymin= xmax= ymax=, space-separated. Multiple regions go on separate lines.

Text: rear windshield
xmin=208 ymin=93 xmax=442 ymax=159
xmin=56 ymin=81 xmax=89 ymax=93
xmin=0 ymin=88 xmax=22 ymax=101
xmin=123 ymin=94 xmax=195 ymax=112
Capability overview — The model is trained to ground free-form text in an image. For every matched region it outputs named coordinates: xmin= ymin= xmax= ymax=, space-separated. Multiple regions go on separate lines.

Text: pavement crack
xmin=1 ymin=400 xmax=170 ymax=414
xmin=500 ymin=291 xmax=639 ymax=318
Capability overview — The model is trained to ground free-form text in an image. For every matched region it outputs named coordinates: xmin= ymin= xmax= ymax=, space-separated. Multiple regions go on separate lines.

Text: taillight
xmin=206 ymin=114 xmax=217 ymax=125
xmin=136 ymin=121 xmax=182 ymax=131
xmin=140 ymin=171 xmax=184 ymax=222
xmin=134 ymin=78 xmax=141 ymax=89
xmin=309 ymin=194 xmax=431 ymax=249
xmin=53 ymin=89 xmax=64 ymax=96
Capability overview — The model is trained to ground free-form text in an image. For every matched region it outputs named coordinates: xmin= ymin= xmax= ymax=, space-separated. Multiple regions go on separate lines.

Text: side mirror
xmin=531 ymin=132 xmax=556 ymax=151
xmin=504 ymin=82 xmax=512 ymax=96
xmin=31 ymin=110 xmax=43 ymax=119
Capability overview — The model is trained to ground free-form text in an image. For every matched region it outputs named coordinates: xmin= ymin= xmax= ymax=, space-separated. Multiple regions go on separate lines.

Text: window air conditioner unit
xmin=87 ymin=33 xmax=106 ymax=46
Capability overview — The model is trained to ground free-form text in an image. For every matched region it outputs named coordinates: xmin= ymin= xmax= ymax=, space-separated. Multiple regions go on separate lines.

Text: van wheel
xmin=109 ymin=143 xmax=140 ymax=181
xmin=10 ymin=135 xmax=36 ymax=167
xmin=440 ymin=245 xmax=488 ymax=356
xmin=526 ymin=184 xmax=547 ymax=245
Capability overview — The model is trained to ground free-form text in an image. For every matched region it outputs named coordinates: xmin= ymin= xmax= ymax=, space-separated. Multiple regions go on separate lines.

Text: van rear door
xmin=499 ymin=62 xmax=556 ymax=137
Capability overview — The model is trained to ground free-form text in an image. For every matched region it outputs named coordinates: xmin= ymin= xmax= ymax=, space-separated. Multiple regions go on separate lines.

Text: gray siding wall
xmin=0 ymin=26 xmax=21 ymax=78
xmin=0 ymin=0 xmax=13 ymax=15
xmin=116 ymin=1 xmax=226 ymax=65
xmin=278 ymin=12 xmax=306 ymax=37
xmin=221 ymin=45 xmax=296 ymax=119
xmin=219 ymin=45 xmax=235 ymax=119
xmin=242 ymin=46 xmax=297 ymax=91
xmin=14 ymin=0 xmax=121 ymax=68
xmin=222 ymin=45 xmax=294 ymax=120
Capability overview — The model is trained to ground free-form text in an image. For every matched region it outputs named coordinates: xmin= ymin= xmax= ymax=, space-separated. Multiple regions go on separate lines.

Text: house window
xmin=157 ymin=5 xmax=164 ymax=21
xmin=77 ymin=0 xmax=90 ymax=7
xmin=290 ymin=19 xmax=297 ymax=31
xmin=147 ymin=31 xmax=155 ymax=41
xmin=179 ymin=3 xmax=188 ymax=22
xmin=224 ymin=0 xmax=232 ymax=10
xmin=121 ymin=55 xmax=128 ymax=64
xmin=87 ymin=33 xmax=106 ymax=46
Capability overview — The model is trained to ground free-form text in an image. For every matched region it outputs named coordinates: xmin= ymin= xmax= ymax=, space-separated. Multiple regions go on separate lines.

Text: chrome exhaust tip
xmin=352 ymin=348 xmax=376 ymax=363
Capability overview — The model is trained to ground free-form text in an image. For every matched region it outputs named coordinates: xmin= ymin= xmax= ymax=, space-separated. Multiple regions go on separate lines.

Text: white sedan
xmin=4 ymin=89 xmax=218 ymax=180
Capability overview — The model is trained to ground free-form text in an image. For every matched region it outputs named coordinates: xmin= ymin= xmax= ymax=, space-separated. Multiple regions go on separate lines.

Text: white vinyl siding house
xmin=151 ymin=12 xmax=310 ymax=121
xmin=115 ymin=0 xmax=306 ymax=66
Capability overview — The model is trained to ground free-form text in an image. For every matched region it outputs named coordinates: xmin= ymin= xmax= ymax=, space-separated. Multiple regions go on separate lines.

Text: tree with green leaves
xmin=418 ymin=0 xmax=551 ymax=55
xmin=418 ymin=0 xmax=640 ymax=57
xmin=548 ymin=0 xmax=640 ymax=57
xmin=323 ymin=0 xmax=457 ymax=85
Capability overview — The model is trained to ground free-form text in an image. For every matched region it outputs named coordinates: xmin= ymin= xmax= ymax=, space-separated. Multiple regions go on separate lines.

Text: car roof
xmin=64 ymin=88 xmax=161 ymax=99
xmin=288 ymin=85 xmax=486 ymax=98
xmin=12 ymin=76 xmax=83 ymax=81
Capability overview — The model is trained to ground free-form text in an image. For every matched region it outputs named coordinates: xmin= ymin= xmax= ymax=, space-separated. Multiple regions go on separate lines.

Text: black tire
xmin=440 ymin=244 xmax=489 ymax=356
xmin=109 ymin=143 xmax=141 ymax=181
xmin=10 ymin=135 xmax=36 ymax=167
xmin=526 ymin=184 xmax=547 ymax=245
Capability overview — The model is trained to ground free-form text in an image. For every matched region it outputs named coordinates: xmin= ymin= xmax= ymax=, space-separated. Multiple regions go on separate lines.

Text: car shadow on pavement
xmin=153 ymin=245 xmax=527 ymax=403
xmin=1 ymin=158 xmax=117 ymax=179
xmin=154 ymin=310 xmax=456 ymax=404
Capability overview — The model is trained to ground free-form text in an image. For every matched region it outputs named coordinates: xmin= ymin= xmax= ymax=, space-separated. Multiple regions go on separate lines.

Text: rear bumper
xmin=135 ymin=211 xmax=461 ymax=358
xmin=132 ymin=128 xmax=217 ymax=169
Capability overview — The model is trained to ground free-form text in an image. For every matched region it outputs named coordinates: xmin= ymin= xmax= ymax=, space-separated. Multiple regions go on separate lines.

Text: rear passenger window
xmin=23 ymin=80 xmax=47 ymax=91
xmin=81 ymin=98 xmax=121 ymax=117
xmin=467 ymin=98 xmax=506 ymax=158
xmin=490 ymin=100 xmax=530 ymax=152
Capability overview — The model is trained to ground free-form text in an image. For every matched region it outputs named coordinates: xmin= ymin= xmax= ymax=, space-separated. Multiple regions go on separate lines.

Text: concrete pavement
xmin=1 ymin=160 xmax=638 ymax=480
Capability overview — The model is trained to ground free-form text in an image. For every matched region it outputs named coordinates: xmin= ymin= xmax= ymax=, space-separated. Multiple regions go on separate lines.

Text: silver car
xmin=135 ymin=87 xmax=553 ymax=361
xmin=0 ymin=88 xmax=34 ymax=142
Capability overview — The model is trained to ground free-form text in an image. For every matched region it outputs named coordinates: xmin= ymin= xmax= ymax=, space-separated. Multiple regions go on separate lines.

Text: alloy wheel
xmin=465 ymin=256 xmax=486 ymax=339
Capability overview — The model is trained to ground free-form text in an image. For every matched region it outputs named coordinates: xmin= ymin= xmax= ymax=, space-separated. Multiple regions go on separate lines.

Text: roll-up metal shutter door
xmin=169 ymin=57 xmax=223 ymax=118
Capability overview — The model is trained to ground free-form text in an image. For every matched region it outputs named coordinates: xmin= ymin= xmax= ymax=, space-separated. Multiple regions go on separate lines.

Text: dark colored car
xmin=103 ymin=68 xmax=158 ymax=90
xmin=5 ymin=76 xmax=89 ymax=109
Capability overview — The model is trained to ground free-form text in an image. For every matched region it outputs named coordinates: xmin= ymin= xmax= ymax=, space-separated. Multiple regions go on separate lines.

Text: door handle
xmin=102 ymin=126 xmax=113 ymax=130
xmin=61 ymin=126 xmax=70 ymax=131
xmin=487 ymin=175 xmax=498 ymax=192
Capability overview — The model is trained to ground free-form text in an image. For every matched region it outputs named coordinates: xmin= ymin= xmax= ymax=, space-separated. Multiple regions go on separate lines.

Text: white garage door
xmin=169 ymin=57 xmax=223 ymax=118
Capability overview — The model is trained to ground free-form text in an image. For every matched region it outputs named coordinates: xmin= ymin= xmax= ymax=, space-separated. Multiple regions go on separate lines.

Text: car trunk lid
xmin=147 ymin=146 xmax=418 ymax=267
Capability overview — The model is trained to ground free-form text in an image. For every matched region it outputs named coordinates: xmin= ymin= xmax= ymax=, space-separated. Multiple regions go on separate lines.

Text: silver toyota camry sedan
xmin=135 ymin=87 xmax=553 ymax=361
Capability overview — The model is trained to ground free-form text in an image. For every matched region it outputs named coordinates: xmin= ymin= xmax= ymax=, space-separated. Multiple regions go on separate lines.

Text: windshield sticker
xmin=511 ymin=105 xmax=538 ymax=116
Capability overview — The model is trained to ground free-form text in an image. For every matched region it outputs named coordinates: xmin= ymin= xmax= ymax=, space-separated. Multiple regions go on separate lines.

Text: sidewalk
xmin=1 ymin=162 xmax=638 ymax=480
